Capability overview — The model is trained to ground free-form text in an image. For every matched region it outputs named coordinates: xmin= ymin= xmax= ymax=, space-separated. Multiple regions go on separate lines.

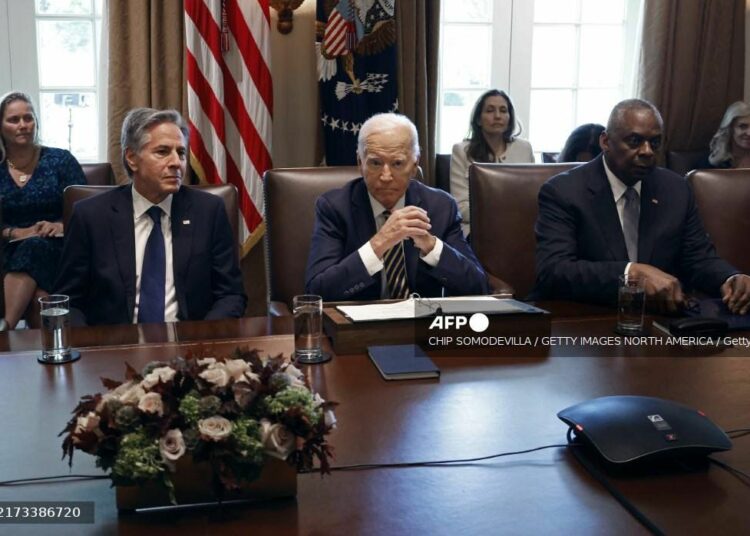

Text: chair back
xmin=434 ymin=153 xmax=451 ymax=193
xmin=469 ymin=162 xmax=579 ymax=297
xmin=687 ymin=168 xmax=750 ymax=273
xmin=81 ymin=163 xmax=115 ymax=185
xmin=666 ymin=150 xmax=709 ymax=177
xmin=63 ymin=184 xmax=240 ymax=248
xmin=263 ymin=166 xmax=361 ymax=312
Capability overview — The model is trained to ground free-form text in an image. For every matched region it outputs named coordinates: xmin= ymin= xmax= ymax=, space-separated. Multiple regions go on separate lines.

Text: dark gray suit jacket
xmin=532 ymin=155 xmax=738 ymax=305
xmin=55 ymin=185 xmax=246 ymax=325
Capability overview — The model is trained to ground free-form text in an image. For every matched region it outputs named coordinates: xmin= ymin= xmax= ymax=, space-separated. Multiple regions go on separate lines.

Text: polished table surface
xmin=0 ymin=304 xmax=749 ymax=535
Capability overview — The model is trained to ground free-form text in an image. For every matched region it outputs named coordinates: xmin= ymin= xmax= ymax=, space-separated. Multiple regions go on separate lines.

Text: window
xmin=0 ymin=0 xmax=105 ymax=162
xmin=437 ymin=0 xmax=642 ymax=158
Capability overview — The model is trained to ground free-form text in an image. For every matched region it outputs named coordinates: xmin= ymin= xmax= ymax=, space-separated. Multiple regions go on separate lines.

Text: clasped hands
xmin=369 ymin=206 xmax=436 ymax=258
xmin=13 ymin=220 xmax=63 ymax=240
xmin=628 ymin=263 xmax=750 ymax=315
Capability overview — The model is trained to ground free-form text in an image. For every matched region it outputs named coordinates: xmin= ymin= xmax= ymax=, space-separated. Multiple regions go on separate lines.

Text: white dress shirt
xmin=132 ymin=187 xmax=178 ymax=322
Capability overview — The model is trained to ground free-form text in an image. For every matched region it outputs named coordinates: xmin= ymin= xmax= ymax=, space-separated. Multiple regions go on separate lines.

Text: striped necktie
xmin=381 ymin=210 xmax=410 ymax=299
xmin=622 ymin=187 xmax=640 ymax=262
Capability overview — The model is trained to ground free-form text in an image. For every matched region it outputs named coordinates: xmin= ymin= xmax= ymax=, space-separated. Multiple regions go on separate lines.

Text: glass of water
xmin=38 ymin=295 xmax=80 ymax=364
xmin=293 ymin=294 xmax=330 ymax=364
xmin=616 ymin=276 xmax=646 ymax=335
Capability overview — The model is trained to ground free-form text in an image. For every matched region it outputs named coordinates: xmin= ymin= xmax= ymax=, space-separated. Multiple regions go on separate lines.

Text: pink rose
xmin=259 ymin=418 xmax=295 ymax=460
xmin=159 ymin=429 xmax=186 ymax=465
xmin=198 ymin=416 xmax=233 ymax=441
xmin=137 ymin=392 xmax=164 ymax=416
xmin=141 ymin=366 xmax=176 ymax=389
xmin=73 ymin=412 xmax=102 ymax=445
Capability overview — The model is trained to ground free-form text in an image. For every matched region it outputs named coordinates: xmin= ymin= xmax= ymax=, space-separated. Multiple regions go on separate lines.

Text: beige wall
xmin=270 ymin=0 xmax=319 ymax=168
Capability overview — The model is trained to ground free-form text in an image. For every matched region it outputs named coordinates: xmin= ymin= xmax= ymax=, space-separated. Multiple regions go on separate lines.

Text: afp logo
xmin=428 ymin=313 xmax=489 ymax=333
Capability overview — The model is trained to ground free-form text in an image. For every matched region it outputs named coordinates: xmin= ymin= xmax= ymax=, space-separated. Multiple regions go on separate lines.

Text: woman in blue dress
xmin=0 ymin=92 xmax=86 ymax=329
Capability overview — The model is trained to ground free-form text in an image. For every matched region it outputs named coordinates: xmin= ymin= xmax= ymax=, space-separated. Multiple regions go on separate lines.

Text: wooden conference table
xmin=0 ymin=303 xmax=748 ymax=535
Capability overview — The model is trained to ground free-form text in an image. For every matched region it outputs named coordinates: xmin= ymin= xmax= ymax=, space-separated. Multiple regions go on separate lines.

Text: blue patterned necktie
xmin=381 ymin=210 xmax=410 ymax=299
xmin=138 ymin=206 xmax=166 ymax=323
xmin=622 ymin=187 xmax=640 ymax=262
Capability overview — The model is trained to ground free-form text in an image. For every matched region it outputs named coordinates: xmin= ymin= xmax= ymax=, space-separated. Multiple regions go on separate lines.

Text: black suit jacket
xmin=533 ymin=155 xmax=738 ymax=305
xmin=55 ymin=185 xmax=247 ymax=325
xmin=305 ymin=178 xmax=488 ymax=301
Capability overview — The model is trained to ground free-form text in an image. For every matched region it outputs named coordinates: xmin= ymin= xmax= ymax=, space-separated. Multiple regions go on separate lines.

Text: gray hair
xmin=606 ymin=98 xmax=663 ymax=135
xmin=357 ymin=113 xmax=420 ymax=162
xmin=0 ymin=91 xmax=40 ymax=163
xmin=708 ymin=101 xmax=750 ymax=167
xmin=120 ymin=108 xmax=189 ymax=177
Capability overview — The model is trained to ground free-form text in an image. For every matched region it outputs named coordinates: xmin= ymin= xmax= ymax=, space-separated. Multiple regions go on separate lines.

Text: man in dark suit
xmin=533 ymin=99 xmax=750 ymax=313
xmin=55 ymin=108 xmax=246 ymax=325
xmin=305 ymin=113 xmax=488 ymax=301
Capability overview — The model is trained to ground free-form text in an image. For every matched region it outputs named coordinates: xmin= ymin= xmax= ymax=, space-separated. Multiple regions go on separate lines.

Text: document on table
xmin=336 ymin=296 xmax=545 ymax=322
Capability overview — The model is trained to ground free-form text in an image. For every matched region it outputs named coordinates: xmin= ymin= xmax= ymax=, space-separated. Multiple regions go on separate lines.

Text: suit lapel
xmin=111 ymin=186 xmax=137 ymax=319
xmin=351 ymin=179 xmax=377 ymax=246
xmin=586 ymin=158 xmax=629 ymax=261
xmin=637 ymin=174 xmax=659 ymax=264
xmin=171 ymin=188 xmax=192 ymax=317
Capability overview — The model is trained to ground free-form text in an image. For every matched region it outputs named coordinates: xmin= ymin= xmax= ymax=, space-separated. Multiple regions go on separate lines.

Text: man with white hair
xmin=305 ymin=113 xmax=488 ymax=301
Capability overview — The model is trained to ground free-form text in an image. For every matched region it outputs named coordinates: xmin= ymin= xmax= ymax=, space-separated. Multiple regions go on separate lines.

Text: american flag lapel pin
xmin=651 ymin=198 xmax=658 ymax=204
xmin=183 ymin=220 xmax=191 ymax=225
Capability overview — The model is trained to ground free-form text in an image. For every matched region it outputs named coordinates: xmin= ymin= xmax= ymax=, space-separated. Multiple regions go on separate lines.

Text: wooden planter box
xmin=116 ymin=456 xmax=297 ymax=512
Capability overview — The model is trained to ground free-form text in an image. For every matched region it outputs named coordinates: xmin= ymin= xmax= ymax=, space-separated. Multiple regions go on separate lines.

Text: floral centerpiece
xmin=60 ymin=348 xmax=336 ymax=505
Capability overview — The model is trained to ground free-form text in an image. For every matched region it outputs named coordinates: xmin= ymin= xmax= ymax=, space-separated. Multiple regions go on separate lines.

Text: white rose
xmin=224 ymin=359 xmax=249 ymax=382
xmin=141 ymin=366 xmax=176 ymax=389
xmin=159 ymin=429 xmax=186 ymax=464
xmin=199 ymin=364 xmax=230 ymax=387
xmin=198 ymin=416 xmax=233 ymax=441
xmin=244 ymin=370 xmax=260 ymax=383
xmin=137 ymin=392 xmax=164 ymax=416
xmin=119 ymin=383 xmax=146 ymax=405
xmin=197 ymin=357 xmax=217 ymax=367
xmin=283 ymin=363 xmax=305 ymax=380
xmin=259 ymin=418 xmax=295 ymax=460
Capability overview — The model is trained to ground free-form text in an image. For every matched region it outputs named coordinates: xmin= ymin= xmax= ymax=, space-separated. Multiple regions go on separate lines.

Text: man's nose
xmin=380 ymin=163 xmax=393 ymax=180
xmin=638 ymin=141 xmax=655 ymax=157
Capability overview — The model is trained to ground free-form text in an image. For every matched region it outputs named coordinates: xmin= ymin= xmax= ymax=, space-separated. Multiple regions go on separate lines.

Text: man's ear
xmin=599 ymin=131 xmax=609 ymax=153
xmin=124 ymin=148 xmax=139 ymax=174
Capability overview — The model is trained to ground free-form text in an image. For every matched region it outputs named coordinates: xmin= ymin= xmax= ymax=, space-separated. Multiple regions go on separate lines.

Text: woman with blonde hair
xmin=708 ymin=101 xmax=750 ymax=168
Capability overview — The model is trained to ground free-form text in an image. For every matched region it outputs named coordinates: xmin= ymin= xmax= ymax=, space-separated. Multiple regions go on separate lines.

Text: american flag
xmin=184 ymin=0 xmax=272 ymax=254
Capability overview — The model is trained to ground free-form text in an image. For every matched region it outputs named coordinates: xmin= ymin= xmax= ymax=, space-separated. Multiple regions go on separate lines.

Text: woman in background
xmin=450 ymin=89 xmax=534 ymax=237
xmin=708 ymin=101 xmax=750 ymax=168
xmin=557 ymin=123 xmax=604 ymax=163
xmin=0 ymin=91 xmax=86 ymax=329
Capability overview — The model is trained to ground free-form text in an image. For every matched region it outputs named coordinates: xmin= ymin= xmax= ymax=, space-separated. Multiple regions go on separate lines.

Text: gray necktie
xmin=622 ymin=187 xmax=640 ymax=262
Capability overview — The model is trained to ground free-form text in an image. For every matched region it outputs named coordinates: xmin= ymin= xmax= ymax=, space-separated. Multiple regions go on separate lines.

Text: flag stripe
xmin=185 ymin=0 xmax=272 ymax=246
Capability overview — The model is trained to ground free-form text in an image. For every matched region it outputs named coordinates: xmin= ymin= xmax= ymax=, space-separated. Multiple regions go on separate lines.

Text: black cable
xmin=0 ymin=475 xmax=109 ymax=486
xmin=708 ymin=457 xmax=750 ymax=484
xmin=325 ymin=443 xmax=570 ymax=472
xmin=565 ymin=428 xmax=665 ymax=536
xmin=725 ymin=428 xmax=750 ymax=437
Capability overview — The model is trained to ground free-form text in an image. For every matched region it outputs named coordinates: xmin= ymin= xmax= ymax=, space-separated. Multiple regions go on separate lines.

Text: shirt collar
xmin=602 ymin=155 xmax=641 ymax=202
xmin=132 ymin=184 xmax=173 ymax=219
xmin=368 ymin=192 xmax=406 ymax=220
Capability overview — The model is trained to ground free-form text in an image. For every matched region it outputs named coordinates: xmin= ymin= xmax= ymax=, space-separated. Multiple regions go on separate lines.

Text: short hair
xmin=558 ymin=123 xmax=605 ymax=162
xmin=465 ymin=89 xmax=521 ymax=163
xmin=0 ymin=91 xmax=40 ymax=163
xmin=120 ymin=108 xmax=189 ymax=178
xmin=605 ymin=99 xmax=663 ymax=135
xmin=708 ymin=101 xmax=750 ymax=167
xmin=357 ymin=113 xmax=420 ymax=162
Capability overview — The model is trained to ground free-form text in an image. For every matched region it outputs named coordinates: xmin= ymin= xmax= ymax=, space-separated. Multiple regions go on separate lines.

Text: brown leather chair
xmin=63 ymin=184 xmax=240 ymax=250
xmin=469 ymin=162 xmax=579 ymax=298
xmin=434 ymin=153 xmax=451 ymax=193
xmin=263 ymin=167 xmax=361 ymax=316
xmin=687 ymin=168 xmax=750 ymax=273
xmin=81 ymin=163 xmax=115 ymax=185
xmin=666 ymin=150 xmax=709 ymax=177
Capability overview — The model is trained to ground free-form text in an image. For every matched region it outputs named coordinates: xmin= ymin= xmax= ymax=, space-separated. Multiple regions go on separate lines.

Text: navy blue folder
xmin=367 ymin=344 xmax=440 ymax=381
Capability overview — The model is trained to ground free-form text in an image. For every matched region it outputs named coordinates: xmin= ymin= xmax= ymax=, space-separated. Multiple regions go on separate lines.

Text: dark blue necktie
xmin=138 ymin=206 xmax=166 ymax=323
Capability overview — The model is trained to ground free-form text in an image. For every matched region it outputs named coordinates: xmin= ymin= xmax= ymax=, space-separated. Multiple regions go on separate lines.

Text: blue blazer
xmin=533 ymin=155 xmax=738 ymax=305
xmin=305 ymin=178 xmax=488 ymax=301
xmin=55 ymin=185 xmax=247 ymax=325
